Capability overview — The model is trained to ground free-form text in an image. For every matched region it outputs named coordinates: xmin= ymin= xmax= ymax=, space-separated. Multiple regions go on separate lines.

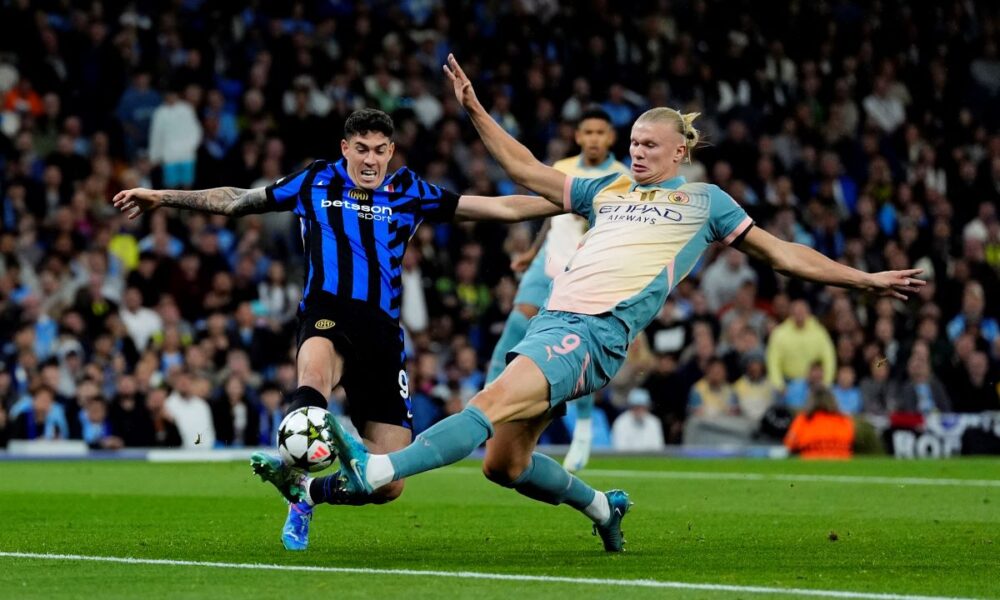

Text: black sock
xmin=310 ymin=475 xmax=368 ymax=506
xmin=286 ymin=386 xmax=328 ymax=412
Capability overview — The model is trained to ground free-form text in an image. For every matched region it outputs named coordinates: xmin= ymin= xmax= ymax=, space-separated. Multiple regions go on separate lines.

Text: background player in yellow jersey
xmin=486 ymin=108 xmax=628 ymax=473
xmin=309 ymin=55 xmax=925 ymax=552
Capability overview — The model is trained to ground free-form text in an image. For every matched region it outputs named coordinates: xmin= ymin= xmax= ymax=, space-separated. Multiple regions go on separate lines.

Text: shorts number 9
xmin=398 ymin=369 xmax=410 ymax=399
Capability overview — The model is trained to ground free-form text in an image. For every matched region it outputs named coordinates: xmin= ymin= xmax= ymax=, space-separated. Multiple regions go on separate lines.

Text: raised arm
xmin=443 ymin=55 xmax=567 ymax=206
xmin=454 ymin=194 xmax=564 ymax=223
xmin=112 ymin=186 xmax=272 ymax=220
xmin=737 ymin=226 xmax=925 ymax=300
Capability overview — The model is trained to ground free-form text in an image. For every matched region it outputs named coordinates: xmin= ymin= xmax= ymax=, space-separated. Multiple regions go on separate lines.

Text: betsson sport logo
xmin=321 ymin=188 xmax=393 ymax=222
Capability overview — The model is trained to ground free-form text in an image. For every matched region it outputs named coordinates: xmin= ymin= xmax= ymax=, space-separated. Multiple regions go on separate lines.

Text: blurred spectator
xmin=80 ymin=396 xmax=123 ymax=449
xmin=953 ymin=352 xmax=1000 ymax=413
xmin=212 ymin=375 xmax=260 ymax=448
xmin=144 ymin=386 xmax=182 ymax=447
xmin=946 ymin=281 xmax=998 ymax=346
xmin=732 ymin=353 xmax=777 ymax=423
xmin=257 ymin=383 xmax=285 ymax=446
xmin=108 ymin=375 xmax=149 ymax=447
xmin=611 ymin=388 xmax=665 ymax=451
xmin=119 ymin=286 xmax=162 ymax=352
xmin=148 ymin=86 xmax=202 ymax=188
xmin=766 ymin=300 xmax=836 ymax=390
xmin=700 ymin=248 xmax=757 ymax=314
xmin=115 ymin=71 xmax=161 ymax=160
xmin=859 ymin=360 xmax=896 ymax=415
xmin=164 ymin=370 xmax=214 ymax=448
xmin=895 ymin=347 xmax=951 ymax=414
xmin=783 ymin=388 xmax=855 ymax=459
xmin=831 ymin=365 xmax=863 ymax=415
xmin=688 ymin=358 xmax=736 ymax=418
xmin=10 ymin=385 xmax=67 ymax=440
xmin=784 ymin=362 xmax=828 ymax=411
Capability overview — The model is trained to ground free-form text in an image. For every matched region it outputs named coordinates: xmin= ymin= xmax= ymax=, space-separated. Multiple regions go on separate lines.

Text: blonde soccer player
xmin=486 ymin=107 xmax=628 ymax=473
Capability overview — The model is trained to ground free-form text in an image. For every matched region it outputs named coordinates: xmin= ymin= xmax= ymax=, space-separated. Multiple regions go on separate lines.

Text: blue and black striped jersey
xmin=265 ymin=158 xmax=459 ymax=321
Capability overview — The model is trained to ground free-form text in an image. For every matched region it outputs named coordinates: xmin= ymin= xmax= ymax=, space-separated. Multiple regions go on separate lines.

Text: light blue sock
xmin=486 ymin=308 xmax=531 ymax=383
xmin=574 ymin=394 xmax=594 ymax=420
xmin=388 ymin=405 xmax=494 ymax=481
xmin=510 ymin=452 xmax=597 ymax=509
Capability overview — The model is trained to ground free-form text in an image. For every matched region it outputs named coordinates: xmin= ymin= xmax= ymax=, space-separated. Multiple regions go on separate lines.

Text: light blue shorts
xmin=513 ymin=245 xmax=552 ymax=309
xmin=509 ymin=309 xmax=629 ymax=407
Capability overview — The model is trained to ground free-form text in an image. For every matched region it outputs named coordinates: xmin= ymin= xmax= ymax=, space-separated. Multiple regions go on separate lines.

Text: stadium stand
xmin=0 ymin=0 xmax=998 ymax=454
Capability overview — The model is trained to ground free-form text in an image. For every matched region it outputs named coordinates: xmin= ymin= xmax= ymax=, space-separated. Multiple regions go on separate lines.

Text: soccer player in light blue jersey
xmin=299 ymin=56 xmax=925 ymax=552
xmin=487 ymin=108 xmax=628 ymax=474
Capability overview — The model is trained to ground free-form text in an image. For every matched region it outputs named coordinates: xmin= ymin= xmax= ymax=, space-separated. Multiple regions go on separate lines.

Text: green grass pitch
xmin=0 ymin=457 xmax=997 ymax=599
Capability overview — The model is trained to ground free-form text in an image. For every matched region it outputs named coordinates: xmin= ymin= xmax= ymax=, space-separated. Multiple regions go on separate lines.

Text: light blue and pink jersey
xmin=510 ymin=173 xmax=753 ymax=404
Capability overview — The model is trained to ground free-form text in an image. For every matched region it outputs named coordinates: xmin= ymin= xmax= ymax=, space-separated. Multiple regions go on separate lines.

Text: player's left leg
xmin=302 ymin=316 xmax=415 ymax=507
xmin=482 ymin=417 xmax=632 ymax=552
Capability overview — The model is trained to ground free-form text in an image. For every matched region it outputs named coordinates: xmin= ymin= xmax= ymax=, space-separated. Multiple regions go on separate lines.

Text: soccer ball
xmin=277 ymin=407 xmax=337 ymax=472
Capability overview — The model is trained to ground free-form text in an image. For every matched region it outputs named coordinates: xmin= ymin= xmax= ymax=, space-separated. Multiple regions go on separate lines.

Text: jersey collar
xmin=630 ymin=175 xmax=686 ymax=192
xmin=576 ymin=154 xmax=617 ymax=172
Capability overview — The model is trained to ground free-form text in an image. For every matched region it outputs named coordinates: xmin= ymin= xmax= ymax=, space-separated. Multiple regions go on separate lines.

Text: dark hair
xmin=577 ymin=107 xmax=613 ymax=126
xmin=344 ymin=109 xmax=394 ymax=140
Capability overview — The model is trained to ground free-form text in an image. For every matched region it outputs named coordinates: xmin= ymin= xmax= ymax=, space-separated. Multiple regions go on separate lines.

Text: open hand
xmin=442 ymin=54 xmax=481 ymax=110
xmin=868 ymin=269 xmax=927 ymax=300
xmin=112 ymin=188 xmax=161 ymax=220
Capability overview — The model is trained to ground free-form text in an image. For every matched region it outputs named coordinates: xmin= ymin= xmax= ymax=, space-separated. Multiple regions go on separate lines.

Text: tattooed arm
xmin=111 ymin=186 xmax=273 ymax=219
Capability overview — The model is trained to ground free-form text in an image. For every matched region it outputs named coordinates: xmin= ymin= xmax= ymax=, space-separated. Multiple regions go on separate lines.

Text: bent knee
xmin=370 ymin=479 xmax=404 ymax=504
xmin=482 ymin=461 xmax=528 ymax=487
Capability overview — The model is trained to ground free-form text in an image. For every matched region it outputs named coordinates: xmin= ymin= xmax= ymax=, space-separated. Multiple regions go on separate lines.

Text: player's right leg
xmin=251 ymin=296 xmax=348 ymax=550
xmin=325 ymin=310 xmax=632 ymax=520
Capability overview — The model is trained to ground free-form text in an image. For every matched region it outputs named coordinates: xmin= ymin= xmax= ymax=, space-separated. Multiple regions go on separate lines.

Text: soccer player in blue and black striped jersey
xmin=112 ymin=108 xmax=563 ymax=550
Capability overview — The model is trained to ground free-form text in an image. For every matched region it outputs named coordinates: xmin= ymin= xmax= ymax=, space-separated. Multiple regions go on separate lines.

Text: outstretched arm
xmin=112 ymin=187 xmax=272 ymax=220
xmin=737 ymin=226 xmax=925 ymax=300
xmin=443 ymin=55 xmax=567 ymax=206
xmin=454 ymin=194 xmax=563 ymax=223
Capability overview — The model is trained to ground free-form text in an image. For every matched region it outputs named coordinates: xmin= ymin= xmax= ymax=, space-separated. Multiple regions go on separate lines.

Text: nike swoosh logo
xmin=348 ymin=458 xmax=366 ymax=486
xmin=406 ymin=411 xmax=414 ymax=419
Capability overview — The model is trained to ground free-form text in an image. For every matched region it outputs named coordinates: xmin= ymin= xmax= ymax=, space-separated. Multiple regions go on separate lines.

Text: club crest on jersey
xmin=348 ymin=188 xmax=370 ymax=201
xmin=314 ymin=319 xmax=336 ymax=330
xmin=666 ymin=191 xmax=690 ymax=204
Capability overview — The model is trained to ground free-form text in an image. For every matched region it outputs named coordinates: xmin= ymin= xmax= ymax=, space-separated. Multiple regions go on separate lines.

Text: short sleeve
xmin=408 ymin=171 xmax=460 ymax=223
xmin=708 ymin=185 xmax=754 ymax=245
xmin=265 ymin=163 xmax=314 ymax=212
xmin=567 ymin=173 xmax=620 ymax=221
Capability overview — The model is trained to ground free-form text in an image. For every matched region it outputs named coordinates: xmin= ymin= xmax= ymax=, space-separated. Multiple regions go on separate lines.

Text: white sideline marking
xmin=447 ymin=467 xmax=1000 ymax=488
xmin=0 ymin=551 xmax=979 ymax=600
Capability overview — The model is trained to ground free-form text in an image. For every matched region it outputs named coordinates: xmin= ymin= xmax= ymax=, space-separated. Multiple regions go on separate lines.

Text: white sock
xmin=300 ymin=476 xmax=316 ymax=506
xmin=583 ymin=491 xmax=610 ymax=525
xmin=573 ymin=418 xmax=593 ymax=443
xmin=366 ymin=454 xmax=395 ymax=490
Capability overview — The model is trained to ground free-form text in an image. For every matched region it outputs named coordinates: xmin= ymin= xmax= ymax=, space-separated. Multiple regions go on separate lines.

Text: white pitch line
xmin=0 ymin=551 xmax=981 ymax=600
xmin=446 ymin=467 xmax=1000 ymax=488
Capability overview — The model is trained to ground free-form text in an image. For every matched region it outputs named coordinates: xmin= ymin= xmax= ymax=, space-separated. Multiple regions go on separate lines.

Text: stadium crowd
xmin=1 ymin=0 xmax=999 ymax=452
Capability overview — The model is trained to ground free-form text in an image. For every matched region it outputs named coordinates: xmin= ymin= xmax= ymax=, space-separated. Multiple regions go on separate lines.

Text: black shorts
xmin=296 ymin=292 xmax=411 ymax=431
